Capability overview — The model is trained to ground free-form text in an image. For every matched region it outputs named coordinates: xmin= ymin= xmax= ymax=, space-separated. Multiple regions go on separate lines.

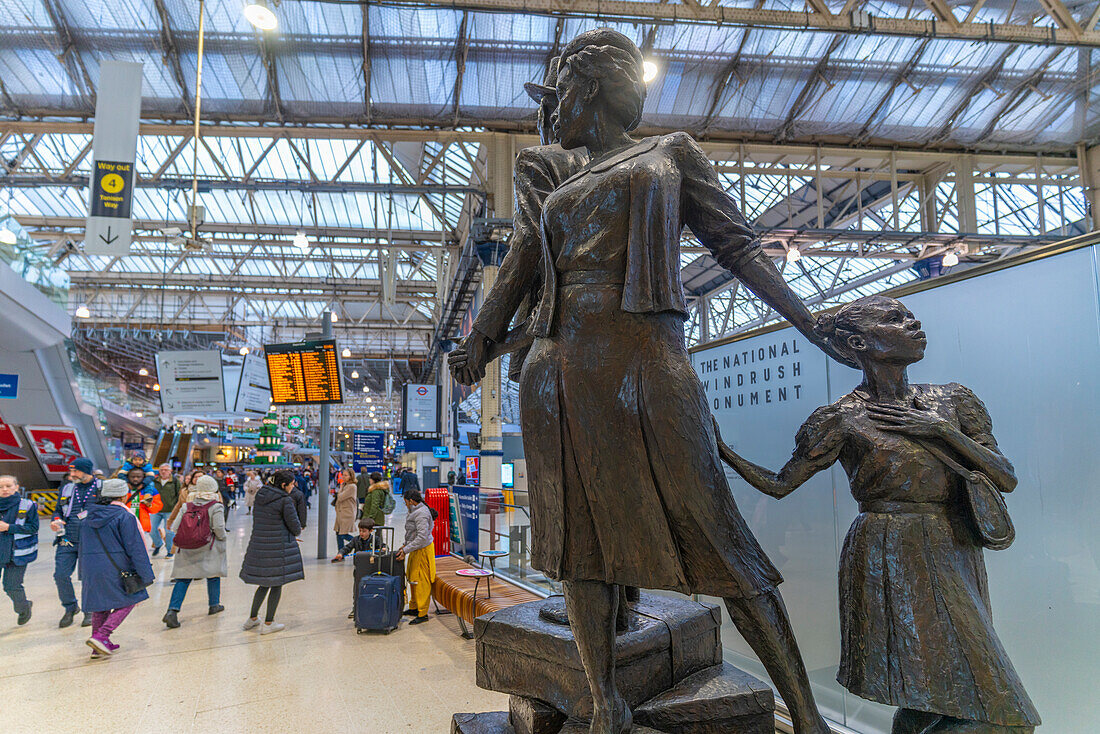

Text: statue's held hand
xmin=448 ymin=332 xmax=490 ymax=385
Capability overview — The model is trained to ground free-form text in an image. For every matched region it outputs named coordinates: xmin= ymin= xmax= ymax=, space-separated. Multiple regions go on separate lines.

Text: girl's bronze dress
xmin=794 ymin=383 xmax=1040 ymax=727
xmin=521 ymin=132 xmax=781 ymax=599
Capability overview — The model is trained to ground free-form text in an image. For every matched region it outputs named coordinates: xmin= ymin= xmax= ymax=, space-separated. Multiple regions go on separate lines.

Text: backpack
xmin=174 ymin=500 xmax=218 ymax=549
xmin=379 ymin=489 xmax=396 ymax=515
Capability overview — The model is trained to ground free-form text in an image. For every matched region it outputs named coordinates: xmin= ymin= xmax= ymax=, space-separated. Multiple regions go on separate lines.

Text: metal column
xmin=317 ymin=310 xmax=332 ymax=558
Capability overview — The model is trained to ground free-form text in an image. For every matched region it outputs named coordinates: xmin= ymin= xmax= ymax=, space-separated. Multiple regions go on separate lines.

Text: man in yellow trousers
xmin=395 ymin=488 xmax=436 ymax=625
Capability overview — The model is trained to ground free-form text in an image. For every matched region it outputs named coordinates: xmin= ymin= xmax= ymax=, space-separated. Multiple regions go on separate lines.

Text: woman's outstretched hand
xmin=867 ymin=398 xmax=949 ymax=438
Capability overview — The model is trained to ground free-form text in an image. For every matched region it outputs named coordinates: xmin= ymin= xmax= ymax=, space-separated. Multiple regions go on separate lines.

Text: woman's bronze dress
xmin=521 ymin=132 xmax=781 ymax=599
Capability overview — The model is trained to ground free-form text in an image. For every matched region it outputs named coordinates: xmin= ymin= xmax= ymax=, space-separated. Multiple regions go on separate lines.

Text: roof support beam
xmin=361 ymin=4 xmax=373 ymax=123
xmin=152 ymin=0 xmax=193 ymax=116
xmin=930 ymin=46 xmax=1015 ymax=141
xmin=1088 ymin=2 xmax=1100 ymax=31
xmin=257 ymin=35 xmax=285 ymax=123
xmin=1036 ymin=0 xmax=1083 ymax=39
xmin=774 ymin=34 xmax=845 ymax=142
xmin=452 ymin=12 xmax=469 ymax=127
xmin=923 ymin=0 xmax=960 ymax=28
xmin=387 ymin=0 xmax=1100 ymax=47
xmin=40 ymin=0 xmax=95 ymax=105
xmin=700 ymin=28 xmax=751 ymax=134
xmin=376 ymin=142 xmax=460 ymax=240
xmin=974 ymin=48 xmax=1065 ymax=142
xmin=855 ymin=38 xmax=931 ymax=143
xmin=5 ymin=173 xmax=483 ymax=197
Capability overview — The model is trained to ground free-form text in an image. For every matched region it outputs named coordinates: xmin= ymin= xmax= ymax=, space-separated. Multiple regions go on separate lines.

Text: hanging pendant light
xmin=243 ymin=0 xmax=278 ymax=30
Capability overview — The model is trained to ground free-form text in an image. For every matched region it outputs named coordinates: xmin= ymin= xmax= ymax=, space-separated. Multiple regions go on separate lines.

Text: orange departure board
xmin=264 ymin=339 xmax=344 ymax=405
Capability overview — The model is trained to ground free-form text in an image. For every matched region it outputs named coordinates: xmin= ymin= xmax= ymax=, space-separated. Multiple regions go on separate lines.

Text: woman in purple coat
xmin=78 ymin=478 xmax=154 ymax=658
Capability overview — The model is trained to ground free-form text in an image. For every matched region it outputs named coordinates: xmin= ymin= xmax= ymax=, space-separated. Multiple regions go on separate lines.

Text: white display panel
xmin=692 ymin=245 xmax=1100 ymax=733
xmin=233 ymin=354 xmax=273 ymax=416
xmin=402 ymin=383 xmax=440 ymax=434
xmin=155 ymin=350 xmax=226 ymax=414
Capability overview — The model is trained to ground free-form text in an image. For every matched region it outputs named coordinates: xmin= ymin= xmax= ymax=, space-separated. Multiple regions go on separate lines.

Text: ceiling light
xmin=293 ymin=230 xmax=309 ymax=250
xmin=153 ymin=383 xmax=161 ymax=391
xmin=239 ymin=346 xmax=249 ymax=356
xmin=351 ymin=369 xmax=359 ymax=378
xmin=942 ymin=250 xmax=959 ymax=267
xmin=0 ymin=227 xmax=16 ymax=246
xmin=642 ymin=60 xmax=659 ymax=83
xmin=75 ymin=304 xmax=91 ymax=319
xmin=786 ymin=247 xmax=801 ymax=263
xmin=330 ymin=312 xmax=338 ymax=323
xmin=363 ymin=386 xmax=369 ymax=393
xmin=139 ymin=368 xmax=149 ymax=376
xmin=243 ymin=0 xmax=278 ymax=30
xmin=365 ymin=397 xmax=372 ymax=403
xmin=342 ymin=348 xmax=352 ymax=358
xmin=135 ymin=412 xmax=143 ymax=418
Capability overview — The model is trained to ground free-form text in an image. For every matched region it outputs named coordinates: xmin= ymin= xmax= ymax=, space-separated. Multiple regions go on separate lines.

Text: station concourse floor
xmin=0 ymin=499 xmax=508 ymax=733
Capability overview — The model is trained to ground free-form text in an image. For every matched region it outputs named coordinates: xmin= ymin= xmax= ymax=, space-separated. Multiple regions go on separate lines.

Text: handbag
xmin=918 ymin=439 xmax=1015 ymax=551
xmin=93 ymin=526 xmax=152 ymax=595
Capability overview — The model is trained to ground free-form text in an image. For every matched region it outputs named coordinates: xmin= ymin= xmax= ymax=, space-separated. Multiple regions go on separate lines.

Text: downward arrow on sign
xmin=99 ymin=226 xmax=119 ymax=245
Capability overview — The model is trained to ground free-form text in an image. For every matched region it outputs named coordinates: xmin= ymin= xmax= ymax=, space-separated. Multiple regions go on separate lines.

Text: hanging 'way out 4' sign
xmin=84 ymin=60 xmax=142 ymax=256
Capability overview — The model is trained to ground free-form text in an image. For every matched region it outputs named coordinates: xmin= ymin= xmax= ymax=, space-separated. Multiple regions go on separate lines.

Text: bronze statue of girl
xmin=717 ymin=295 xmax=1041 ymax=734
xmin=452 ymin=28 xmax=848 ymax=734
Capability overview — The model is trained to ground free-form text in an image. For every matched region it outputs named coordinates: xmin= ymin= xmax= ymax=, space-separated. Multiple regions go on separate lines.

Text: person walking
xmin=124 ymin=466 xmax=162 ymax=539
xmin=162 ymin=475 xmax=226 ymax=628
xmin=243 ymin=470 xmax=262 ymax=513
xmin=150 ymin=464 xmax=180 ymax=558
xmin=79 ymin=478 xmax=155 ymax=658
xmin=0 ymin=475 xmax=38 ymax=626
xmin=289 ymin=477 xmax=308 ymax=529
xmin=296 ymin=470 xmax=313 ymax=509
xmin=332 ymin=468 xmax=358 ymax=559
xmin=51 ymin=457 xmax=100 ymax=628
xmin=362 ymin=472 xmax=391 ymax=528
xmin=395 ymin=488 xmax=436 ymax=626
xmin=240 ymin=469 xmax=303 ymax=635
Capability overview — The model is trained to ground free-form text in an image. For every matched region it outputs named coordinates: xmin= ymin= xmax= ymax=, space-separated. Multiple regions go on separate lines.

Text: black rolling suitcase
xmin=352 ymin=527 xmax=406 ymax=633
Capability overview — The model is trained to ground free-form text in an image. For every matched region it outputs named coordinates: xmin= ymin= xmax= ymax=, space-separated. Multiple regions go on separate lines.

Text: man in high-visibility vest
xmin=0 ymin=474 xmax=39 ymax=626
xmin=51 ymin=457 xmax=100 ymax=628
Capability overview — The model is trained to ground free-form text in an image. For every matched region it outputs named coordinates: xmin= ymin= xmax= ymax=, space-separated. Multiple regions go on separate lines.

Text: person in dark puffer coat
xmin=239 ymin=469 xmax=302 ymax=635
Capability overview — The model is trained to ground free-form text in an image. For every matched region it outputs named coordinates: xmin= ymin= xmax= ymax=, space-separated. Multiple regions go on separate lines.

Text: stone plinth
xmin=475 ymin=594 xmax=722 ymax=720
xmin=453 ymin=594 xmax=776 ymax=733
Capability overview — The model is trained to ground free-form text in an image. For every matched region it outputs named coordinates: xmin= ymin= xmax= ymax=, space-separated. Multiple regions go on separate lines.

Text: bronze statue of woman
xmin=716 ymin=295 xmax=1041 ymax=734
xmin=451 ymin=29 xmax=847 ymax=734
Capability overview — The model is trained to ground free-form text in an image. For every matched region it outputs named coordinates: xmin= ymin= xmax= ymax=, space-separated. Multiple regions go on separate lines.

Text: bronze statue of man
xmin=716 ymin=295 xmax=1041 ymax=734
xmin=456 ymin=57 xmax=587 ymax=377
xmin=452 ymin=29 xmax=848 ymax=734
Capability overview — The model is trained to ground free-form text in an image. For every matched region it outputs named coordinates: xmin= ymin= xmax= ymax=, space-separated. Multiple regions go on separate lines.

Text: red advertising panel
xmin=23 ymin=426 xmax=86 ymax=478
xmin=0 ymin=412 xmax=29 ymax=462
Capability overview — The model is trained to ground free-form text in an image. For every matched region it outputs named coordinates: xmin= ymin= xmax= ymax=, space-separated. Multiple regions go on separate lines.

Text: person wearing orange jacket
xmin=123 ymin=467 xmax=163 ymax=535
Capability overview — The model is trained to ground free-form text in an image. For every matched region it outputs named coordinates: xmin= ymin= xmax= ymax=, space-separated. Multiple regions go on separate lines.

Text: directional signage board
xmin=85 ymin=60 xmax=142 ymax=256
xmin=155 ymin=350 xmax=227 ymax=414
xmin=0 ymin=374 xmax=18 ymax=399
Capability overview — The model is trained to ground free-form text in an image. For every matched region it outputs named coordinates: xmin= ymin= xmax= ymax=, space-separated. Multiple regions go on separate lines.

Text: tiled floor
xmin=0 ymin=500 xmax=507 ymax=733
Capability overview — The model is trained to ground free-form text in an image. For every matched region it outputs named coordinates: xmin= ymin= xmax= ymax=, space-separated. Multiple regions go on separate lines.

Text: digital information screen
xmin=264 ymin=339 xmax=344 ymax=405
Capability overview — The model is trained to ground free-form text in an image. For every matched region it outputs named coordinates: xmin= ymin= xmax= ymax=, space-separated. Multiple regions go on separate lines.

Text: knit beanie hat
xmin=100 ymin=478 xmax=128 ymax=498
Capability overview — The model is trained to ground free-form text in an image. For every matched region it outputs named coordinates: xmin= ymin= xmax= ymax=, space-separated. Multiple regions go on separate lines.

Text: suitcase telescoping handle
xmin=374 ymin=525 xmax=396 ymax=576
